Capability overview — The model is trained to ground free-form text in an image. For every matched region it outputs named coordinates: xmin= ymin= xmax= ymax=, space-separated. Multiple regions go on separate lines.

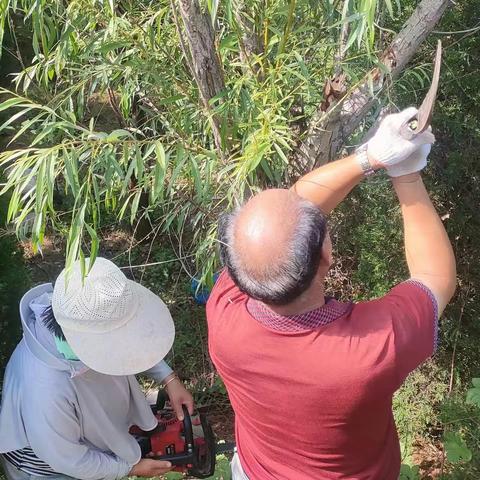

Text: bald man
xmin=206 ymin=108 xmax=456 ymax=480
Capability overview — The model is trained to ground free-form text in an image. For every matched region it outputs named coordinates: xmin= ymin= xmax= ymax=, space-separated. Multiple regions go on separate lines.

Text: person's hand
xmin=387 ymin=143 xmax=431 ymax=177
xmin=164 ymin=375 xmax=194 ymax=421
xmin=129 ymin=458 xmax=172 ymax=477
xmin=366 ymin=107 xmax=435 ymax=168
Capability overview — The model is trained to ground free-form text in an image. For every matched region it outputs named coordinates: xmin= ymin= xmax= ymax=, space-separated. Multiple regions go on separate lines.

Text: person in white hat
xmin=0 ymin=257 xmax=193 ymax=479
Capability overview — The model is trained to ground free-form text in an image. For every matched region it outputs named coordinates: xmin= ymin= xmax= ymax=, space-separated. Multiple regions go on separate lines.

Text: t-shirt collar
xmin=247 ymin=297 xmax=352 ymax=332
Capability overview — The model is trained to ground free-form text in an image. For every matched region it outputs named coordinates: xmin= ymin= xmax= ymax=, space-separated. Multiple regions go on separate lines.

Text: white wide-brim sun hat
xmin=52 ymin=257 xmax=175 ymax=376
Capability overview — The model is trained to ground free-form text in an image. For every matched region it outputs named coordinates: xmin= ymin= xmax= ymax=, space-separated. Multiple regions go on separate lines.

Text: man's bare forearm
xmin=392 ymin=172 xmax=456 ymax=314
xmin=291 ymin=154 xmax=371 ymax=213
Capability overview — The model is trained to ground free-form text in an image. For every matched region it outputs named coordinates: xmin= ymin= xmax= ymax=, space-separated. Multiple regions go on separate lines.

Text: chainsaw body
xmin=130 ymin=399 xmax=216 ymax=479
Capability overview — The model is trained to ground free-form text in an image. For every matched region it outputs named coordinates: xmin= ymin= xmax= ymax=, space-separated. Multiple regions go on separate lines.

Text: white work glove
xmin=366 ymin=107 xmax=435 ymax=167
xmin=387 ymin=143 xmax=431 ymax=177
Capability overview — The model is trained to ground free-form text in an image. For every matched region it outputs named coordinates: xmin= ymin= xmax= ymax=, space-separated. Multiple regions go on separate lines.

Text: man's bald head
xmin=219 ymin=189 xmax=327 ymax=305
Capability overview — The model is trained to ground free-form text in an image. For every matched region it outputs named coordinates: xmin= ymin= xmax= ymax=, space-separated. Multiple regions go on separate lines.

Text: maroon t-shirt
xmin=206 ymin=270 xmax=437 ymax=480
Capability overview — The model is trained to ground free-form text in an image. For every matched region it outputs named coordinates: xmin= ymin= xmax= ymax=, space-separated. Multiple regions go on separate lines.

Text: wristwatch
xmin=355 ymin=144 xmax=375 ymax=177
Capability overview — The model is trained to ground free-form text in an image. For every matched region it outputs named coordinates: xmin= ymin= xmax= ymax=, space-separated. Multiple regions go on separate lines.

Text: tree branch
xmin=298 ymin=0 xmax=452 ymax=170
xmin=233 ymin=0 xmax=263 ymax=73
xmin=176 ymin=0 xmax=226 ymax=157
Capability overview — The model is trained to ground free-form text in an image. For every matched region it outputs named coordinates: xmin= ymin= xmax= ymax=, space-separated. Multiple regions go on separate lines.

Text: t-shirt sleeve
xmin=380 ymin=280 xmax=439 ymax=384
xmin=142 ymin=359 xmax=173 ymax=382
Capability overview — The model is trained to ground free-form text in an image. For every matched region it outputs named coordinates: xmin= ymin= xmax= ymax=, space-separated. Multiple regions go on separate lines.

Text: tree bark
xmin=298 ymin=0 xmax=452 ymax=170
xmin=233 ymin=0 xmax=263 ymax=72
xmin=176 ymin=0 xmax=226 ymax=155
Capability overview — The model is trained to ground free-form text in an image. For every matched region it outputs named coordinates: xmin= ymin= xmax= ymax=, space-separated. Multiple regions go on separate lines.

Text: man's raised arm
xmin=292 ymin=154 xmax=366 ymax=214
xmin=392 ymin=172 xmax=456 ymax=314
xmin=292 ymin=107 xmax=435 ymax=214
xmin=292 ymin=106 xmax=456 ymax=313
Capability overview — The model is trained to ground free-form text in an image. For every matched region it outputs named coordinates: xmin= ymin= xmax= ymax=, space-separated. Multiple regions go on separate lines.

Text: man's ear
xmin=319 ymin=234 xmax=333 ymax=267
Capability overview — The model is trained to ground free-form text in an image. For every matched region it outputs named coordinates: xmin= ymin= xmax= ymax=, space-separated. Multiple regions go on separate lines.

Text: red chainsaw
xmin=130 ymin=392 xmax=234 ymax=478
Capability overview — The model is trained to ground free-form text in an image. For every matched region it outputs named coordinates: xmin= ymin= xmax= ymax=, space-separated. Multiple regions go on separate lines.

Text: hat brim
xmin=61 ymin=281 xmax=175 ymax=376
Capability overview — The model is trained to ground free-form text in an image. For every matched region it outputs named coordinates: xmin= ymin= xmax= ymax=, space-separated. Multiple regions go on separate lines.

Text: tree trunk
xmin=233 ymin=0 xmax=263 ymax=73
xmin=176 ymin=0 xmax=226 ymax=155
xmin=298 ymin=0 xmax=452 ymax=170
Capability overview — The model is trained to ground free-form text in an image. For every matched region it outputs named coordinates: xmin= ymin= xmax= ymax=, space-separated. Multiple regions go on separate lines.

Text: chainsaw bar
xmin=401 ymin=40 xmax=442 ymax=139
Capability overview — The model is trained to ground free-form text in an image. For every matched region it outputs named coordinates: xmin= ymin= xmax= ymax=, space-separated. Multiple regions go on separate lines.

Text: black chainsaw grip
xmin=182 ymin=404 xmax=195 ymax=455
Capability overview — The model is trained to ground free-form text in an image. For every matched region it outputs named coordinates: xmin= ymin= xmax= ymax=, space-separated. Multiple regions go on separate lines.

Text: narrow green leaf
xmin=155 ymin=141 xmax=166 ymax=169
xmin=7 ymin=189 xmax=20 ymax=223
xmin=0 ymin=107 xmax=33 ymax=131
xmin=189 ymin=157 xmax=201 ymax=195
xmin=35 ymin=158 xmax=46 ymax=215
xmin=122 ymin=159 xmax=136 ymax=195
xmin=106 ymin=129 xmax=134 ymax=141
xmin=66 ymin=200 xmax=87 ymax=274
xmin=130 ymin=189 xmax=142 ymax=224
xmin=46 ymin=153 xmax=55 ymax=211
xmin=0 ymin=96 xmax=28 ymax=112
xmin=85 ymin=223 xmax=99 ymax=271
xmin=135 ymin=144 xmax=144 ymax=183
xmin=99 ymin=41 xmax=131 ymax=54
xmin=273 ymin=143 xmax=289 ymax=164
xmin=63 ymin=148 xmax=80 ymax=197
xmin=79 ymin=249 xmax=86 ymax=279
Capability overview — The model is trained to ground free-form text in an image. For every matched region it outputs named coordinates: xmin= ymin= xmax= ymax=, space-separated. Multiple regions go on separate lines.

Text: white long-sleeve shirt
xmin=0 ymin=284 xmax=173 ymax=480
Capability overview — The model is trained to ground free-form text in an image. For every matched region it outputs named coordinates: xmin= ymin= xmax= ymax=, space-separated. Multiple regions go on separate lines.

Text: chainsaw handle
xmin=149 ymin=406 xmax=195 ymax=463
xmin=150 ymin=451 xmax=195 ymax=466
xmin=182 ymin=404 xmax=195 ymax=454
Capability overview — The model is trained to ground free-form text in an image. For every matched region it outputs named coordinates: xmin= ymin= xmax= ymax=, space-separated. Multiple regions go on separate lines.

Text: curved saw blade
xmin=401 ymin=39 xmax=442 ymax=139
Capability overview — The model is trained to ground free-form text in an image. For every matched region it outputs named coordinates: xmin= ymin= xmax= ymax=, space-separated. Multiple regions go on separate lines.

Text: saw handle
xmin=399 ymin=115 xmax=420 ymax=140
xmin=150 ymin=405 xmax=196 ymax=465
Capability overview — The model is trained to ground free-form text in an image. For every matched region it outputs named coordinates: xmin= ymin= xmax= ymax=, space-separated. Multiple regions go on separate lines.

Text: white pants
xmin=231 ymin=453 xmax=249 ymax=480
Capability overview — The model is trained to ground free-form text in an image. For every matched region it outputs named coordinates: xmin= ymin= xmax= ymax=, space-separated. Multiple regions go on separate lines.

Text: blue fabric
xmin=191 ymin=273 xmax=219 ymax=305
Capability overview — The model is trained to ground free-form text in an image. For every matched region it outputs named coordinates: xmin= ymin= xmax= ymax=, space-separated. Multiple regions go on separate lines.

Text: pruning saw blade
xmin=401 ymin=39 xmax=442 ymax=139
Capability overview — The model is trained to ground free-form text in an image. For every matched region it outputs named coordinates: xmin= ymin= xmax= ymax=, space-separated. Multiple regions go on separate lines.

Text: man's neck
xmin=266 ymin=276 xmax=326 ymax=316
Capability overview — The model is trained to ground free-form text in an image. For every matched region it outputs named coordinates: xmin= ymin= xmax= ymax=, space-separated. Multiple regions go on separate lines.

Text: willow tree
xmin=0 ymin=0 xmax=450 ymax=279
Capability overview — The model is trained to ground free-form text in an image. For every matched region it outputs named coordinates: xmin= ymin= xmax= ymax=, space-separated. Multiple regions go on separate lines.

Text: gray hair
xmin=218 ymin=199 xmax=327 ymax=305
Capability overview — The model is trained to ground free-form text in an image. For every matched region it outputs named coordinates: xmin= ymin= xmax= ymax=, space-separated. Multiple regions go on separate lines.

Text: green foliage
xmin=0 ymin=0 xmax=415 ymax=279
xmin=393 ymin=364 xmax=448 ymax=456
xmin=466 ymin=379 xmax=480 ymax=408
xmin=399 ymin=464 xmax=420 ymax=480
xmin=438 ymin=379 xmax=480 ymax=478
xmin=444 ymin=432 xmax=472 ymax=464
xmin=332 ymin=177 xmax=406 ymax=299
xmin=0 ymin=181 xmax=29 ymax=384
xmin=0 ymin=2 xmax=478 ymax=478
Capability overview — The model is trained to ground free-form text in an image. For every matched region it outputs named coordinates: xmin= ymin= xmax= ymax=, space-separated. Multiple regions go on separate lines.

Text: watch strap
xmin=356 ymin=144 xmax=375 ymax=176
